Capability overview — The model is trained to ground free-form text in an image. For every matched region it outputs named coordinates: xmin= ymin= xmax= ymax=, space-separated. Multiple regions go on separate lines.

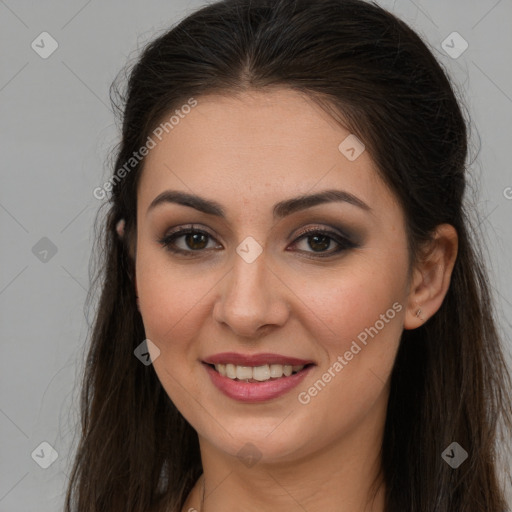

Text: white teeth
xmin=226 ymin=363 xmax=236 ymax=379
xmin=269 ymin=364 xmax=283 ymax=378
xmin=235 ymin=366 xmax=253 ymax=380
xmin=213 ymin=363 xmax=305 ymax=381
xmin=253 ymin=365 xmax=270 ymax=381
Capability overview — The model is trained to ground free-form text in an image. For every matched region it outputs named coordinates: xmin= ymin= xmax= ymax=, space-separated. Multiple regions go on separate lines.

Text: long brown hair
xmin=65 ymin=0 xmax=512 ymax=510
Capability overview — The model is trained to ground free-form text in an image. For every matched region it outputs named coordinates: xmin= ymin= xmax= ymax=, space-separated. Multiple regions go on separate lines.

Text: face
xmin=134 ymin=88 xmax=412 ymax=464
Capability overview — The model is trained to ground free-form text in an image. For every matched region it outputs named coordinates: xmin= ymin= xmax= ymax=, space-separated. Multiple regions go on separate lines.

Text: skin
xmin=133 ymin=88 xmax=458 ymax=512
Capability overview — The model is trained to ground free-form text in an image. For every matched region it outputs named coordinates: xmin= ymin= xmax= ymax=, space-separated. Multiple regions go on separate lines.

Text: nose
xmin=212 ymin=249 xmax=290 ymax=339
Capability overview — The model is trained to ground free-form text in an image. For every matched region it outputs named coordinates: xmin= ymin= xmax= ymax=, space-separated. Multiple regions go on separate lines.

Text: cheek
xmin=136 ymin=245 xmax=217 ymax=347
xmin=290 ymin=254 xmax=406 ymax=346
xmin=289 ymin=253 xmax=406 ymax=411
xmin=135 ymin=254 xmax=214 ymax=419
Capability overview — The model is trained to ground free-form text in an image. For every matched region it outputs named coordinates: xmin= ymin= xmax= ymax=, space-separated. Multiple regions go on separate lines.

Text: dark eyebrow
xmin=147 ymin=189 xmax=371 ymax=219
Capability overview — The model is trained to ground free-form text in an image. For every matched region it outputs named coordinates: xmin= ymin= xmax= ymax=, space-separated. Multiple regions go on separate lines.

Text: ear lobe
xmin=116 ymin=218 xmax=125 ymax=238
xmin=404 ymin=224 xmax=458 ymax=330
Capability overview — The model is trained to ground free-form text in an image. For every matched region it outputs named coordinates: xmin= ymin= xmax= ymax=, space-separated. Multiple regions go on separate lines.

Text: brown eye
xmin=157 ymin=224 xmax=358 ymax=259
xmin=290 ymin=227 xmax=357 ymax=257
xmin=305 ymin=233 xmax=332 ymax=252
xmin=158 ymin=225 xmax=221 ymax=255
xmin=183 ymin=232 xmax=209 ymax=250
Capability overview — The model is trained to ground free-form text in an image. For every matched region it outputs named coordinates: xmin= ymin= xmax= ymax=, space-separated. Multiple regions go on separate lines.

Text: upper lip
xmin=203 ymin=352 xmax=315 ymax=366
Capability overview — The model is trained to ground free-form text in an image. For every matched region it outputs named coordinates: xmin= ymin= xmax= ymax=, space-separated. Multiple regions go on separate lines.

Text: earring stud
xmin=416 ymin=308 xmax=422 ymax=317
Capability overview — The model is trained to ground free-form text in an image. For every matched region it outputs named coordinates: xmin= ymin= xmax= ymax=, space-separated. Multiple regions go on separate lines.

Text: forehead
xmin=137 ymin=88 xmax=394 ymax=217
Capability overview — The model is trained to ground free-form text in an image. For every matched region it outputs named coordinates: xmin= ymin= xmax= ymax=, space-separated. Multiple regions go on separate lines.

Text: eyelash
xmin=157 ymin=224 xmax=357 ymax=259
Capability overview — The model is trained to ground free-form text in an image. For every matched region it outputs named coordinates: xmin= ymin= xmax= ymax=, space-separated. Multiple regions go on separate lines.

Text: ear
xmin=116 ymin=218 xmax=125 ymax=238
xmin=404 ymin=224 xmax=458 ymax=330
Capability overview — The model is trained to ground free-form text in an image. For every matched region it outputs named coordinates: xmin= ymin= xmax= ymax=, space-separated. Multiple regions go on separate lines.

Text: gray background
xmin=1 ymin=0 xmax=511 ymax=510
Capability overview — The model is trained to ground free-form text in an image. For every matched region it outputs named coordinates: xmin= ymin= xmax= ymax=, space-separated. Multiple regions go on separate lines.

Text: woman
xmin=65 ymin=0 xmax=512 ymax=510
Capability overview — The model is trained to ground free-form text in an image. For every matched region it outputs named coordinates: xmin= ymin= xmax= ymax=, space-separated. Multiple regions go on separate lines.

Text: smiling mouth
xmin=205 ymin=362 xmax=314 ymax=382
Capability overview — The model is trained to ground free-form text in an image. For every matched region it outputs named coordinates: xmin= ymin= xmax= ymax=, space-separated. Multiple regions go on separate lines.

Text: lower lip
xmin=203 ymin=363 xmax=314 ymax=402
